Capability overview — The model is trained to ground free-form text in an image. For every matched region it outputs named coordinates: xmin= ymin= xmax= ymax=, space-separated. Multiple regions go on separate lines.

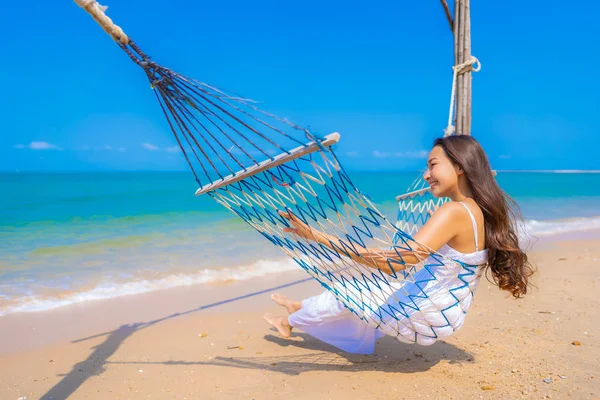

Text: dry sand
xmin=1 ymin=233 xmax=599 ymax=400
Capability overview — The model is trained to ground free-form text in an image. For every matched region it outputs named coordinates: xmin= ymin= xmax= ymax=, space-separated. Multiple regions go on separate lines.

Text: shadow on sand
xmin=105 ymin=331 xmax=474 ymax=377
xmin=257 ymin=331 xmax=474 ymax=375
xmin=40 ymin=277 xmax=473 ymax=399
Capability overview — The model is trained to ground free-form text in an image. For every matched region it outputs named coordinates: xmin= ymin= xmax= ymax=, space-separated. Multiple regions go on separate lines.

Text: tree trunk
xmin=453 ymin=0 xmax=472 ymax=135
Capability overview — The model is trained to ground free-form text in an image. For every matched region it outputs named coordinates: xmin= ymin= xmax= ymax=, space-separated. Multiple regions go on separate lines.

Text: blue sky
xmin=0 ymin=0 xmax=598 ymax=172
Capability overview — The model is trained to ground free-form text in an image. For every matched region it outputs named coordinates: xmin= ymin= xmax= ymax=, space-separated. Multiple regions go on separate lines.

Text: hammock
xmin=74 ymin=1 xmax=484 ymax=345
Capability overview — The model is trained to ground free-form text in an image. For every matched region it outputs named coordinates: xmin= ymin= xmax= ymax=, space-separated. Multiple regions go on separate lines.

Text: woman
xmin=264 ymin=135 xmax=535 ymax=354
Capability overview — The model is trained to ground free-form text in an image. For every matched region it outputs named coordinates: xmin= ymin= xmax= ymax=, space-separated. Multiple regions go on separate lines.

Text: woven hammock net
xmin=76 ymin=5 xmax=483 ymax=345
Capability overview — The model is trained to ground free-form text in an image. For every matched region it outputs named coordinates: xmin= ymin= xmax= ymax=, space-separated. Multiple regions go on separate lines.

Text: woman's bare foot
xmin=270 ymin=292 xmax=302 ymax=314
xmin=264 ymin=313 xmax=292 ymax=338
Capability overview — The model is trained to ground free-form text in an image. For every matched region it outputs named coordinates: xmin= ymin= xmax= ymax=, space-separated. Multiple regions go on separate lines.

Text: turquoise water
xmin=1 ymin=171 xmax=599 ymax=315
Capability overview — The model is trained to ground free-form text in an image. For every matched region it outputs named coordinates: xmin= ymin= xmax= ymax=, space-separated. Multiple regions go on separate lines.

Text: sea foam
xmin=523 ymin=216 xmax=600 ymax=237
xmin=0 ymin=257 xmax=299 ymax=316
xmin=2 ymin=215 xmax=599 ymax=317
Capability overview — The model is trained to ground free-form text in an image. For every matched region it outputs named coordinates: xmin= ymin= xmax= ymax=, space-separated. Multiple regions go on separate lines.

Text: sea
xmin=1 ymin=171 xmax=599 ymax=316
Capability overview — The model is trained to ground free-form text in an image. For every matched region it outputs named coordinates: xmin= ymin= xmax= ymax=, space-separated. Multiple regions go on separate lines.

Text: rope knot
xmin=150 ymin=77 xmax=164 ymax=89
xmin=452 ymin=56 xmax=481 ymax=75
xmin=140 ymin=59 xmax=157 ymax=69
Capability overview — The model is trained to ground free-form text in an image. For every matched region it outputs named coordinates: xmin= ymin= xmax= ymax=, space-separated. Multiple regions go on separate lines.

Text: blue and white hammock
xmin=74 ymin=1 xmax=484 ymax=344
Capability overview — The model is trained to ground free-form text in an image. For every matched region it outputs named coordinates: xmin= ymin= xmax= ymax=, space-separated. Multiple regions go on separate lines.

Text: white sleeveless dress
xmin=288 ymin=202 xmax=488 ymax=354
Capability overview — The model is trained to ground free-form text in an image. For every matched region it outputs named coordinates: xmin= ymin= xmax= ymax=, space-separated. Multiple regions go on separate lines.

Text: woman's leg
xmin=263 ymin=312 xmax=293 ymax=338
xmin=286 ymin=290 xmax=382 ymax=354
xmin=262 ymin=292 xmax=304 ymax=338
xmin=270 ymin=292 xmax=302 ymax=314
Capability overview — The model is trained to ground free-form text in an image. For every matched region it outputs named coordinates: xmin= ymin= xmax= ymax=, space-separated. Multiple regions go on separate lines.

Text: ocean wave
xmin=0 ymin=257 xmax=299 ymax=316
xmin=3 ymin=215 xmax=600 ymax=317
xmin=522 ymin=216 xmax=600 ymax=237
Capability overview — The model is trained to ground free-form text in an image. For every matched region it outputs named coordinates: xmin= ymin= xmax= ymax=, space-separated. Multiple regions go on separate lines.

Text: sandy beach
xmin=1 ymin=232 xmax=599 ymax=400
xmin=2 ymin=0 xmax=598 ymax=398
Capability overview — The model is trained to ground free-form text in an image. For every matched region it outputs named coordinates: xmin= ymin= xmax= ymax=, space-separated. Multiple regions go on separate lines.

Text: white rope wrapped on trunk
xmin=444 ymin=56 xmax=481 ymax=137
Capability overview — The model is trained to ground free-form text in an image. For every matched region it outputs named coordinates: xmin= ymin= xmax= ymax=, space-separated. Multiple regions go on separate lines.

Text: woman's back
xmin=446 ymin=199 xmax=486 ymax=255
xmin=378 ymin=207 xmax=488 ymax=345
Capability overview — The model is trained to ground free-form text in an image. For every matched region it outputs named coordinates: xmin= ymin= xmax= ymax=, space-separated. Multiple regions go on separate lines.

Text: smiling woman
xmin=69 ymin=0 xmax=538 ymax=352
xmin=265 ymin=135 xmax=535 ymax=353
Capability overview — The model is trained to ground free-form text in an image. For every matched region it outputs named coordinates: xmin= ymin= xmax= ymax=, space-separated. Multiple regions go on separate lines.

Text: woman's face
xmin=423 ymin=145 xmax=460 ymax=198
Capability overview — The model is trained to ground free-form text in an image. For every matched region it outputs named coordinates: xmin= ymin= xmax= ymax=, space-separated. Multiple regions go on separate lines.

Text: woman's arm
xmin=280 ymin=202 xmax=464 ymax=275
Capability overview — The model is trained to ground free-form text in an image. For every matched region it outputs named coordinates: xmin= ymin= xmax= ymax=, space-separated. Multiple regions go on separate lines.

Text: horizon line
xmin=2 ymin=169 xmax=600 ymax=174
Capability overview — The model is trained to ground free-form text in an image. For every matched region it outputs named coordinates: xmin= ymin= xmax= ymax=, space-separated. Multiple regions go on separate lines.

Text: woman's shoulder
xmin=413 ymin=199 xmax=483 ymax=254
xmin=436 ymin=201 xmax=470 ymax=217
xmin=422 ymin=201 xmax=473 ymax=235
xmin=435 ymin=200 xmax=485 ymax=236
xmin=437 ymin=199 xmax=482 ymax=217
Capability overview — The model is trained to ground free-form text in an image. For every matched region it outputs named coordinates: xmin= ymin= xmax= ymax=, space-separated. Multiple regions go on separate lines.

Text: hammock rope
xmin=74 ymin=1 xmax=485 ymax=345
xmin=110 ymin=37 xmax=314 ymax=187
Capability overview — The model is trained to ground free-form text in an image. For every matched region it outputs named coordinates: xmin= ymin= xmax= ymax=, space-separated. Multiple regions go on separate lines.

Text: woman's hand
xmin=277 ymin=210 xmax=415 ymax=274
xmin=278 ymin=210 xmax=318 ymax=241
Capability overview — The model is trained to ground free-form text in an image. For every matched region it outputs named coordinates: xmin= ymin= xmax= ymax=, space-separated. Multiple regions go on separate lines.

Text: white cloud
xmin=30 ymin=141 xmax=61 ymax=150
xmin=396 ymin=150 xmax=429 ymax=159
xmin=14 ymin=141 xmax=62 ymax=151
xmin=142 ymin=143 xmax=159 ymax=151
xmin=372 ymin=150 xmax=391 ymax=158
xmin=143 ymin=143 xmax=185 ymax=153
xmin=372 ymin=149 xmax=428 ymax=159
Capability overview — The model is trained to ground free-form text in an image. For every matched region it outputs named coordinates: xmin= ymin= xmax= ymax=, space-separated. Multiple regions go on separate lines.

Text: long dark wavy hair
xmin=433 ymin=135 xmax=535 ymax=298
